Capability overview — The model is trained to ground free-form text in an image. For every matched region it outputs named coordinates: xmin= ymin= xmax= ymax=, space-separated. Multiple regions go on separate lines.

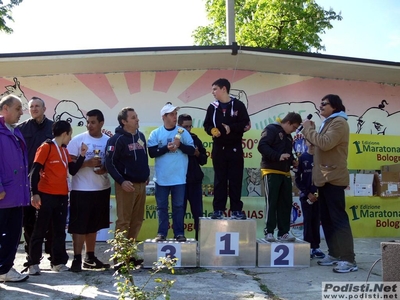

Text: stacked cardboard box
xmin=378 ymin=164 xmax=400 ymax=197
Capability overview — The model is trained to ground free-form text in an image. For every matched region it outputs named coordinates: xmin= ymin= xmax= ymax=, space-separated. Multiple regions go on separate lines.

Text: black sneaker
xmin=130 ymin=257 xmax=144 ymax=266
xmin=154 ymin=234 xmax=166 ymax=242
xmin=211 ymin=210 xmax=224 ymax=219
xmin=230 ymin=211 xmax=247 ymax=220
xmin=175 ymin=235 xmax=187 ymax=242
xmin=70 ymin=258 xmax=82 ymax=272
xmin=113 ymin=262 xmax=125 ymax=271
xmin=83 ymin=257 xmax=110 ymax=269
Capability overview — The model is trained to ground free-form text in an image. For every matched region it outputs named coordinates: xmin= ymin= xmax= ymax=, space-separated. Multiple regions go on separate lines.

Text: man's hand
xmin=0 ymin=191 xmax=5 ymax=200
xmin=84 ymin=156 xmax=102 ymax=168
xmin=121 ymin=181 xmax=135 ymax=192
xmin=80 ymin=142 xmax=88 ymax=156
xmin=308 ymin=193 xmax=318 ymax=203
xmin=31 ymin=194 xmax=41 ymax=209
xmin=222 ymin=123 xmax=230 ymax=135
xmin=168 ymin=142 xmax=178 ymax=152
xmin=292 ymin=159 xmax=299 ymax=168
xmin=280 ymin=153 xmax=291 ymax=161
xmin=194 ymin=146 xmax=200 ymax=157
xmin=302 ymin=120 xmax=315 ymax=131
xmin=174 ymin=137 xmax=181 ymax=148
xmin=94 ymin=164 xmax=107 ymax=175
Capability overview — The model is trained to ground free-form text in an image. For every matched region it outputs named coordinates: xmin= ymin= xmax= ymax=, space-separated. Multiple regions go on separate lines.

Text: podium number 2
xmin=271 ymin=243 xmax=294 ymax=267
xmin=215 ymin=232 xmax=239 ymax=256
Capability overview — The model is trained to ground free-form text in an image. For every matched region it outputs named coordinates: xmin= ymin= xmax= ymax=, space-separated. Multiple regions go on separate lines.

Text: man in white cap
xmin=148 ymin=102 xmax=195 ymax=242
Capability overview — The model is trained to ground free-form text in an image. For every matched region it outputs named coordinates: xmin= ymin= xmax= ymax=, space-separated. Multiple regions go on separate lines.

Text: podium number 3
xmin=216 ymin=232 xmax=239 ymax=256
xmin=271 ymin=243 xmax=294 ymax=267
xmin=158 ymin=244 xmax=182 ymax=267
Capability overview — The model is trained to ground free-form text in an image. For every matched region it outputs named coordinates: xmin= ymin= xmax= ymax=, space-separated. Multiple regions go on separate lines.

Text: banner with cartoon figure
xmin=2 ymin=68 xmax=400 ymax=240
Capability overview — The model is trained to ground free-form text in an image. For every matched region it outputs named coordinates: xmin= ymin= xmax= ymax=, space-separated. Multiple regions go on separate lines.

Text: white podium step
xmin=143 ymin=238 xmax=198 ymax=268
xmin=199 ymin=217 xmax=257 ymax=267
xmin=257 ymin=238 xmax=310 ymax=267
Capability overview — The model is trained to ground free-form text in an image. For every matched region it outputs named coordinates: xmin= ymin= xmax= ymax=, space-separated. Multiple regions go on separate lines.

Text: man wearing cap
xmin=105 ymin=107 xmax=150 ymax=268
xmin=148 ymin=102 xmax=195 ymax=242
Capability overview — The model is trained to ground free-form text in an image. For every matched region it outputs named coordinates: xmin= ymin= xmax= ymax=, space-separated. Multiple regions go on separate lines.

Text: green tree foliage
xmin=192 ymin=0 xmax=342 ymax=52
xmin=0 ymin=0 xmax=23 ymax=34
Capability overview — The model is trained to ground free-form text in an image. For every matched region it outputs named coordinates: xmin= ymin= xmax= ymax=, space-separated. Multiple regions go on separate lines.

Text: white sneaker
xmin=29 ymin=264 xmax=41 ymax=276
xmin=317 ymin=255 xmax=339 ymax=266
xmin=51 ymin=264 xmax=69 ymax=272
xmin=277 ymin=232 xmax=296 ymax=242
xmin=265 ymin=233 xmax=276 ymax=242
xmin=333 ymin=261 xmax=358 ymax=273
xmin=0 ymin=268 xmax=29 ymax=282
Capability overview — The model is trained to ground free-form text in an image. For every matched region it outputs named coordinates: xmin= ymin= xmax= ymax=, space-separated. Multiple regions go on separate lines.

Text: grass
xmin=243 ymin=269 xmax=282 ymax=300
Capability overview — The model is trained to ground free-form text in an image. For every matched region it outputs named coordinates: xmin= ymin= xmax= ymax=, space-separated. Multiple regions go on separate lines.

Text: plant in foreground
xmin=106 ymin=230 xmax=177 ymax=300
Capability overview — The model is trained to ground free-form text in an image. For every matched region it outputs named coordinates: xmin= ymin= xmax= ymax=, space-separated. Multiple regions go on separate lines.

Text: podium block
xmin=199 ymin=218 xmax=256 ymax=267
xmin=143 ymin=238 xmax=198 ymax=268
xmin=381 ymin=240 xmax=400 ymax=281
xmin=257 ymin=238 xmax=310 ymax=267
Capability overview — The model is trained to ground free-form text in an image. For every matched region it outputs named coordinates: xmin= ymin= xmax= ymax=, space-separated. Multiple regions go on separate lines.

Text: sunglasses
xmin=320 ymin=101 xmax=330 ymax=107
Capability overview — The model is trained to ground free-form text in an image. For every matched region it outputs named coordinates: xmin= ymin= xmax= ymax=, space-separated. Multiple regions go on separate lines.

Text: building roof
xmin=1 ymin=45 xmax=399 ymax=84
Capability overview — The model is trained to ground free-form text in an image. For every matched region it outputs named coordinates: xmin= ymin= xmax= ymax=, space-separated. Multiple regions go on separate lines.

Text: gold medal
xmin=211 ymin=127 xmax=220 ymax=137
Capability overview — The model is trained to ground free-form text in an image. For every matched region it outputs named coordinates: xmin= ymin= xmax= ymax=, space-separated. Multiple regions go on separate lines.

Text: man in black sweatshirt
xmin=178 ymin=114 xmax=207 ymax=240
xmin=17 ymin=97 xmax=54 ymax=269
xmin=203 ymin=78 xmax=250 ymax=220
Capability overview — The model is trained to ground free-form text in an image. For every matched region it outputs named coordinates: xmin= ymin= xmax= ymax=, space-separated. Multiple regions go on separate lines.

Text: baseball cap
xmin=160 ymin=102 xmax=180 ymax=116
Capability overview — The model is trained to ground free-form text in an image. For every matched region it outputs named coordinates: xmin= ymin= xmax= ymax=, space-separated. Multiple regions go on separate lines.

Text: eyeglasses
xmin=320 ymin=101 xmax=331 ymax=107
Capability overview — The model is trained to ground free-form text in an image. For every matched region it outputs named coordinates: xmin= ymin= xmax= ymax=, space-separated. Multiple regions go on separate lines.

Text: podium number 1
xmin=271 ymin=243 xmax=294 ymax=267
xmin=215 ymin=232 xmax=239 ymax=256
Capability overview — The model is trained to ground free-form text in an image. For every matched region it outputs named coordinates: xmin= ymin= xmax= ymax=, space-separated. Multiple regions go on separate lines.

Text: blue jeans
xmin=155 ymin=183 xmax=185 ymax=237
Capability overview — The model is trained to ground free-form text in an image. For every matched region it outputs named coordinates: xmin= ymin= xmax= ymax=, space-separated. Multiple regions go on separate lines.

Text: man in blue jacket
xmin=0 ymin=95 xmax=30 ymax=282
xmin=105 ymin=107 xmax=150 ymax=267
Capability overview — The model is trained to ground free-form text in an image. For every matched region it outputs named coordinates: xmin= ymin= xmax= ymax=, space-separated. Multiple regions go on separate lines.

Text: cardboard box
xmin=381 ymin=164 xmax=400 ymax=173
xmin=381 ymin=171 xmax=400 ymax=182
xmin=354 ymin=173 xmax=374 ymax=196
xmin=378 ymin=171 xmax=400 ymax=197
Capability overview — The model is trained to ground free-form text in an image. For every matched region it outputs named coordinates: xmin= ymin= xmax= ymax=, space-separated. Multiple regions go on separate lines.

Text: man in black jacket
xmin=178 ymin=114 xmax=207 ymax=240
xmin=17 ymin=97 xmax=54 ymax=269
xmin=105 ymin=107 xmax=150 ymax=254
xmin=257 ymin=112 xmax=302 ymax=243
xmin=203 ymin=78 xmax=250 ymax=220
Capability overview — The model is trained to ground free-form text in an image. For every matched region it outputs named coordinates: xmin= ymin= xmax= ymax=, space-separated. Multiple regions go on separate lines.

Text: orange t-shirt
xmin=34 ymin=142 xmax=72 ymax=195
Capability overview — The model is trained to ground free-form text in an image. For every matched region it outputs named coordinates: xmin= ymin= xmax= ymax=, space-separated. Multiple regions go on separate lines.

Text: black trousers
xmin=318 ymin=183 xmax=355 ymax=262
xmin=23 ymin=205 xmax=53 ymax=257
xmin=299 ymin=196 xmax=321 ymax=249
xmin=29 ymin=193 xmax=69 ymax=266
xmin=0 ymin=207 xmax=23 ymax=275
xmin=184 ymin=182 xmax=203 ymax=240
xmin=211 ymin=145 xmax=244 ymax=212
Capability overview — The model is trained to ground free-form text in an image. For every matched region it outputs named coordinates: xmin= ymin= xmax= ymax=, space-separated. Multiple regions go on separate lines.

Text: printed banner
xmin=349 ymin=133 xmax=400 ymax=170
